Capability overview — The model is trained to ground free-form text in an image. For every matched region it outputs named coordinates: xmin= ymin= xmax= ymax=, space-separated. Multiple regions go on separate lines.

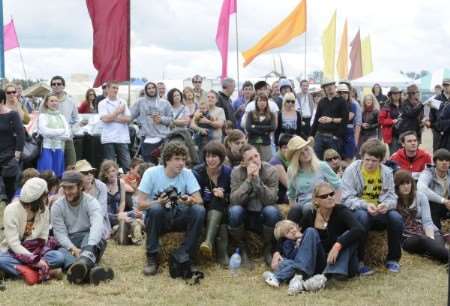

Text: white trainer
xmin=302 ymin=274 xmax=327 ymax=291
xmin=263 ymin=271 xmax=280 ymax=288
xmin=287 ymin=274 xmax=304 ymax=295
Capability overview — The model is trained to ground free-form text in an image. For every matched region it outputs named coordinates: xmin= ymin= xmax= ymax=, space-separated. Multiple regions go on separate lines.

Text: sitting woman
xmin=193 ymin=141 xmax=231 ymax=265
xmin=265 ymin=182 xmax=363 ymax=295
xmin=37 ymin=94 xmax=71 ymax=177
xmin=274 ymin=92 xmax=303 ymax=145
xmin=286 ymin=136 xmax=341 ymax=223
xmin=323 ymin=149 xmax=346 ymax=177
xmin=224 ymin=129 xmax=247 ymax=167
xmin=246 ymin=94 xmax=276 ymax=162
xmin=395 ymin=170 xmax=447 ymax=263
xmin=0 ymin=178 xmax=65 ymax=285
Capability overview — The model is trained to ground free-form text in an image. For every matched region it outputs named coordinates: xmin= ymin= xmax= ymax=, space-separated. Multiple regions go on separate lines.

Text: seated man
xmin=51 ymin=171 xmax=114 ymax=285
xmin=136 ymin=142 xmax=205 ymax=276
xmin=269 ymin=133 xmax=293 ymax=204
xmin=341 ymin=139 xmax=403 ymax=274
xmin=390 ymin=130 xmax=431 ymax=178
xmin=229 ymin=144 xmax=280 ymax=267
xmin=417 ymin=148 xmax=450 ymax=229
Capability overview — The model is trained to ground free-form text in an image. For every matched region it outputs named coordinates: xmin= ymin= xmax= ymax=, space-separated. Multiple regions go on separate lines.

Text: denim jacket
xmin=417 ymin=165 xmax=450 ymax=205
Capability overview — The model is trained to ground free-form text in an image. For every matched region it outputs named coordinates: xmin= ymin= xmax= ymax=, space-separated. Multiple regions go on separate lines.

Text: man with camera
xmin=137 ymin=142 xmax=205 ymax=276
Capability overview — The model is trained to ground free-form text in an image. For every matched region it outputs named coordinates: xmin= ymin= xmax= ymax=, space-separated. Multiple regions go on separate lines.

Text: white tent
xmin=350 ymin=69 xmax=412 ymax=88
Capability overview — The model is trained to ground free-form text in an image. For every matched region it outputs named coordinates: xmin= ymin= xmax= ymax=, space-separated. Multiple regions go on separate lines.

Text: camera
xmin=157 ymin=186 xmax=180 ymax=209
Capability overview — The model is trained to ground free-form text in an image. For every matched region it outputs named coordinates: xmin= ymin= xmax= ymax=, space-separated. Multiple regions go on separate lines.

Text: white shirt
xmin=98 ymin=97 xmax=131 ymax=144
xmin=241 ymin=99 xmax=279 ymax=129
xmin=298 ymin=92 xmax=312 ymax=118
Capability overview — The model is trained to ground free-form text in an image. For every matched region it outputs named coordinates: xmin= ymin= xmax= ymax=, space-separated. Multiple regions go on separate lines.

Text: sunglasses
xmin=409 ymin=91 xmax=419 ymax=94
xmin=325 ymin=156 xmax=339 ymax=162
xmin=80 ymin=170 xmax=95 ymax=175
xmin=193 ymin=81 xmax=202 ymax=84
xmin=316 ymin=191 xmax=335 ymax=199
xmin=285 ymin=100 xmax=296 ymax=104
xmin=51 ymin=82 xmax=63 ymax=86
xmin=6 ymin=91 xmax=16 ymax=94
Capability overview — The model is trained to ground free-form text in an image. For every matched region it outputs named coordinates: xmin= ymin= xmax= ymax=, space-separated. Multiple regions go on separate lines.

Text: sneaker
xmin=15 ymin=265 xmax=39 ymax=285
xmin=288 ymin=274 xmax=304 ymax=295
xmin=143 ymin=255 xmax=159 ymax=276
xmin=303 ymin=274 xmax=327 ymax=292
xmin=385 ymin=261 xmax=400 ymax=273
xmin=262 ymin=271 xmax=279 ymax=288
xmin=358 ymin=264 xmax=375 ymax=276
xmin=89 ymin=266 xmax=114 ymax=285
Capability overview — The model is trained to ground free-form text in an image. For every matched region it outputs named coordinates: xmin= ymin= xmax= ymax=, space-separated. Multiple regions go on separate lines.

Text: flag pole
xmin=304 ymin=30 xmax=307 ymax=80
xmin=11 ymin=17 xmax=28 ymax=80
xmin=234 ymin=0 xmax=240 ymax=90
xmin=0 ymin=1 xmax=5 ymax=80
xmin=127 ymin=0 xmax=131 ymax=106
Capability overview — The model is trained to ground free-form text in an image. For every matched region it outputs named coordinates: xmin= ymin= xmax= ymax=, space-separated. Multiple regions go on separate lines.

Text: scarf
xmin=46 ymin=109 xmax=65 ymax=129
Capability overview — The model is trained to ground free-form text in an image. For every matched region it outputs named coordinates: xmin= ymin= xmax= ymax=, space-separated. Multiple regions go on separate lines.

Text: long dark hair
xmin=394 ymin=170 xmax=416 ymax=210
xmin=21 ymin=193 xmax=48 ymax=213
xmin=252 ymin=94 xmax=272 ymax=121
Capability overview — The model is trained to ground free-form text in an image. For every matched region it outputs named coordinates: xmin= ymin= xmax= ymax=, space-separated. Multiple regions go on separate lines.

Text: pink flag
xmin=216 ymin=0 xmax=236 ymax=79
xmin=4 ymin=20 xmax=19 ymax=51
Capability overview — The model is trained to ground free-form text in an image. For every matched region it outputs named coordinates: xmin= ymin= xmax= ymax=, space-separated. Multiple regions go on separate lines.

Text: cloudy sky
xmin=3 ymin=0 xmax=450 ymax=83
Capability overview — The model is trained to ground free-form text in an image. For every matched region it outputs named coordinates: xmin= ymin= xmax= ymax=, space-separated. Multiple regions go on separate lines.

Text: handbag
xmin=22 ymin=132 xmax=42 ymax=164
xmin=169 ymin=248 xmax=204 ymax=284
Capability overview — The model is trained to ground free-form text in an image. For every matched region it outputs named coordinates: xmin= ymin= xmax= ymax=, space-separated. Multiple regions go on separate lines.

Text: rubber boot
xmin=199 ymin=210 xmax=223 ymax=258
xmin=228 ymin=225 xmax=253 ymax=269
xmin=67 ymin=256 xmax=95 ymax=284
xmin=89 ymin=266 xmax=114 ymax=285
xmin=143 ymin=254 xmax=159 ymax=276
xmin=215 ymin=224 xmax=229 ymax=266
xmin=262 ymin=225 xmax=275 ymax=267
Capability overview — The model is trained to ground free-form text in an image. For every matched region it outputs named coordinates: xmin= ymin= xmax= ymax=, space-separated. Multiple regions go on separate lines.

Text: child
xmin=37 ymin=95 xmax=71 ymax=177
xmin=122 ymin=157 xmax=145 ymax=193
xmin=263 ymin=220 xmax=327 ymax=295
xmin=191 ymin=100 xmax=216 ymax=154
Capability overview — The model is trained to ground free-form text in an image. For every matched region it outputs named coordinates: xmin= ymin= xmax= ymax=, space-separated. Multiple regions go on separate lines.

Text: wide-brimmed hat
xmin=321 ymin=80 xmax=336 ymax=88
xmin=336 ymin=83 xmax=350 ymax=92
xmin=286 ymin=136 xmax=312 ymax=161
xmin=74 ymin=160 xmax=96 ymax=173
xmin=443 ymin=78 xmax=450 ymax=85
xmin=20 ymin=177 xmax=48 ymax=203
xmin=388 ymin=86 xmax=402 ymax=96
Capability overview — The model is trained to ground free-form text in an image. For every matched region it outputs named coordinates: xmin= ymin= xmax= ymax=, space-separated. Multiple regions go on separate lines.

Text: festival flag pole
xmin=10 ymin=17 xmax=28 ymax=80
xmin=127 ymin=0 xmax=131 ymax=106
xmin=0 ymin=1 xmax=5 ymax=80
xmin=304 ymin=29 xmax=307 ymax=79
xmin=234 ymin=0 xmax=240 ymax=89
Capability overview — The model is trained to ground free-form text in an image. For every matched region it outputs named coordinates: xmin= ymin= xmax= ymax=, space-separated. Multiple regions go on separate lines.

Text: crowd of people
xmin=0 ymin=74 xmax=449 ymax=295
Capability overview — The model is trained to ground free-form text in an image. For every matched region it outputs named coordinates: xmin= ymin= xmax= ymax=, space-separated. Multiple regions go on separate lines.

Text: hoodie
xmin=130 ymin=82 xmax=173 ymax=139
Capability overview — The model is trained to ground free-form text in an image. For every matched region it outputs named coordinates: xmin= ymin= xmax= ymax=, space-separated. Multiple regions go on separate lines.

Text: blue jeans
xmin=353 ymin=209 xmax=404 ymax=262
xmin=141 ymin=141 xmax=163 ymax=164
xmin=313 ymin=133 xmax=343 ymax=160
xmin=0 ymin=250 xmax=65 ymax=277
xmin=145 ymin=203 xmax=205 ymax=257
xmin=102 ymin=143 xmax=131 ymax=172
xmin=228 ymin=205 xmax=282 ymax=232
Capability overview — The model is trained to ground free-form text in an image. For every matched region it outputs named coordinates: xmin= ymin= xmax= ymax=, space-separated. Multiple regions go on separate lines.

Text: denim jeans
xmin=102 ymin=143 xmax=131 ymax=172
xmin=0 ymin=250 xmax=65 ymax=277
xmin=145 ymin=203 xmax=205 ymax=257
xmin=59 ymin=231 xmax=107 ymax=270
xmin=141 ymin=141 xmax=163 ymax=164
xmin=228 ymin=205 xmax=282 ymax=232
xmin=313 ymin=133 xmax=343 ymax=160
xmin=353 ymin=209 xmax=404 ymax=262
xmin=402 ymin=232 xmax=448 ymax=263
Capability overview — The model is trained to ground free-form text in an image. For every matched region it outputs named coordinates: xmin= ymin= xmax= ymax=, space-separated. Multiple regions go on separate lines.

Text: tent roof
xmin=350 ymin=70 xmax=412 ymax=88
xmin=23 ymin=83 xmax=51 ymax=97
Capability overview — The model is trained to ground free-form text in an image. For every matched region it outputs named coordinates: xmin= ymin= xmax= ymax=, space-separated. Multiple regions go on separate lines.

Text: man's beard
xmin=67 ymin=192 xmax=82 ymax=205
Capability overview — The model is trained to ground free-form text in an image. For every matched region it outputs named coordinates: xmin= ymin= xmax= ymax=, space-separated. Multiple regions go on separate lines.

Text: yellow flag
xmin=321 ymin=10 xmax=336 ymax=80
xmin=361 ymin=35 xmax=373 ymax=75
xmin=336 ymin=19 xmax=348 ymax=80
xmin=242 ymin=0 xmax=307 ymax=67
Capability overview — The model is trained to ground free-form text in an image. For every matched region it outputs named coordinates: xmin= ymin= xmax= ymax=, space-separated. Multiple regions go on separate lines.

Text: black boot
xmin=200 ymin=210 xmax=223 ymax=258
xmin=262 ymin=225 xmax=275 ymax=267
xmin=143 ymin=254 xmax=159 ymax=276
xmin=215 ymin=224 xmax=229 ymax=266
xmin=228 ymin=225 xmax=253 ymax=269
xmin=89 ymin=266 xmax=114 ymax=285
xmin=67 ymin=256 xmax=94 ymax=284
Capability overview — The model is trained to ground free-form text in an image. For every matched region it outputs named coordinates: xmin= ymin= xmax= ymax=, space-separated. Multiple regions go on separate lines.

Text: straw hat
xmin=74 ymin=160 xmax=96 ymax=173
xmin=321 ymin=80 xmax=336 ymax=88
xmin=336 ymin=83 xmax=350 ymax=92
xmin=387 ymin=86 xmax=402 ymax=96
xmin=286 ymin=136 xmax=312 ymax=161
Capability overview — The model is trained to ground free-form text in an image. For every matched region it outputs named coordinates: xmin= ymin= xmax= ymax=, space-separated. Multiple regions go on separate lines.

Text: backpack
xmin=168 ymin=249 xmax=204 ymax=285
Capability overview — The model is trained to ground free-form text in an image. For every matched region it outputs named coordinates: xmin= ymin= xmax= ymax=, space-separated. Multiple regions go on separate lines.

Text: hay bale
xmin=364 ymin=231 xmax=388 ymax=267
xmin=159 ymin=232 xmax=185 ymax=263
xmin=441 ymin=219 xmax=450 ymax=234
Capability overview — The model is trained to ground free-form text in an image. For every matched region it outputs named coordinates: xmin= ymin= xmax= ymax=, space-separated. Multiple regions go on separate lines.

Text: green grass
xmin=0 ymin=241 xmax=447 ymax=306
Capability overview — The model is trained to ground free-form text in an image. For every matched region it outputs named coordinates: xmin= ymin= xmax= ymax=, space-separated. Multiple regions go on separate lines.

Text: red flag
xmin=4 ymin=20 xmax=19 ymax=51
xmin=216 ymin=0 xmax=236 ymax=79
xmin=86 ymin=0 xmax=130 ymax=87
xmin=348 ymin=30 xmax=363 ymax=80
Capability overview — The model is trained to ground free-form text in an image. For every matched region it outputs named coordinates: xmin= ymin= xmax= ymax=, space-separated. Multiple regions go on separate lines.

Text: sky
xmin=3 ymin=0 xmax=450 ymax=83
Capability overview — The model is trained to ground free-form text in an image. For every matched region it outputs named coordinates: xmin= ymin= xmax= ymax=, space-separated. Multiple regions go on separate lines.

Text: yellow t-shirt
xmin=361 ymin=166 xmax=382 ymax=206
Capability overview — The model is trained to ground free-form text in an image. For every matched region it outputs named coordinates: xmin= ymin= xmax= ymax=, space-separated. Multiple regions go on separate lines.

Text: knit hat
xmin=60 ymin=170 xmax=83 ymax=186
xmin=20 ymin=178 xmax=48 ymax=203
xmin=278 ymin=79 xmax=293 ymax=90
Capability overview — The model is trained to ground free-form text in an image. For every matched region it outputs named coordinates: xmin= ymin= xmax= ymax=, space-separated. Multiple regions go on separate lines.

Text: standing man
xmin=232 ymin=81 xmax=254 ymax=131
xmin=136 ymin=142 xmax=205 ymax=276
xmin=398 ymin=84 xmax=424 ymax=142
xmin=98 ymin=81 xmax=132 ymax=172
xmin=51 ymin=171 xmax=114 ymax=285
xmin=217 ymin=78 xmax=236 ymax=126
xmin=430 ymin=79 xmax=450 ymax=151
xmin=297 ymin=80 xmax=315 ymax=137
xmin=48 ymin=76 xmax=82 ymax=169
xmin=157 ymin=82 xmax=166 ymax=99
xmin=192 ymin=74 xmax=207 ymax=104
xmin=310 ymin=81 xmax=348 ymax=159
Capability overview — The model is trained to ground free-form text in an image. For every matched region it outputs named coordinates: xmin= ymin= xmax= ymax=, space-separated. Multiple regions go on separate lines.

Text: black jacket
xmin=217 ymin=92 xmax=236 ymax=126
xmin=361 ymin=109 xmax=379 ymax=136
xmin=246 ymin=111 xmax=276 ymax=146
xmin=398 ymin=99 xmax=423 ymax=136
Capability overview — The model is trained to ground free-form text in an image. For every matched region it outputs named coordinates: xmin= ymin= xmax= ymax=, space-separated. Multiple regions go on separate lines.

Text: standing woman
xmin=395 ymin=170 xmax=447 ymax=263
xmin=5 ymin=84 xmax=30 ymax=124
xmin=167 ymin=88 xmax=190 ymax=128
xmin=246 ymin=94 xmax=276 ymax=161
xmin=337 ymin=84 xmax=357 ymax=162
xmin=359 ymin=94 xmax=380 ymax=149
xmin=372 ymin=83 xmax=388 ymax=108
xmin=37 ymin=95 xmax=71 ymax=178
xmin=182 ymin=87 xmax=198 ymax=119
xmin=78 ymin=88 xmax=97 ymax=114
xmin=379 ymin=87 xmax=403 ymax=155
xmin=0 ymin=89 xmax=25 ymax=203
xmin=274 ymin=92 xmax=303 ymax=145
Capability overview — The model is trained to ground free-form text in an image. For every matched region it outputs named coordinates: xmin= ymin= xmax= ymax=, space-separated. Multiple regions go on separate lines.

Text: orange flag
xmin=336 ymin=19 xmax=348 ymax=80
xmin=242 ymin=0 xmax=307 ymax=67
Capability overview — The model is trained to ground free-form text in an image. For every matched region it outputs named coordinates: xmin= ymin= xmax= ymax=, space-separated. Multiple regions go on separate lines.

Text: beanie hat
xmin=20 ymin=178 xmax=48 ymax=203
xmin=60 ymin=170 xmax=83 ymax=186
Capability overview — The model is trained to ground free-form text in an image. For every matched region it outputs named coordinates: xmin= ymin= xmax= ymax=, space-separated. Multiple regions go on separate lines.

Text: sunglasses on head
xmin=51 ymin=82 xmax=63 ymax=86
xmin=6 ymin=91 xmax=16 ymax=94
xmin=316 ymin=191 xmax=335 ymax=199
xmin=285 ymin=100 xmax=296 ymax=104
xmin=325 ymin=156 xmax=339 ymax=162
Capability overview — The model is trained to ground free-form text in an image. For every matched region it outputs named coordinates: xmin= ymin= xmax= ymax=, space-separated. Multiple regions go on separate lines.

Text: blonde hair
xmin=282 ymin=92 xmax=297 ymax=112
xmin=287 ymin=146 xmax=321 ymax=181
xmin=274 ymin=220 xmax=298 ymax=240
xmin=362 ymin=94 xmax=380 ymax=111
xmin=312 ymin=181 xmax=335 ymax=208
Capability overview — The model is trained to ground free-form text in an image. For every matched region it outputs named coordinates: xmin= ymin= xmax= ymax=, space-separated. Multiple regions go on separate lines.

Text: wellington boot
xmin=262 ymin=226 xmax=275 ymax=267
xmin=215 ymin=224 xmax=229 ymax=266
xmin=228 ymin=225 xmax=253 ymax=270
xmin=199 ymin=210 xmax=223 ymax=258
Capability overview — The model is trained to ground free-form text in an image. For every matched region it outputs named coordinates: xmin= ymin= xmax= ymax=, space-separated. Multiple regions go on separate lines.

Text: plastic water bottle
xmin=229 ymin=248 xmax=241 ymax=276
